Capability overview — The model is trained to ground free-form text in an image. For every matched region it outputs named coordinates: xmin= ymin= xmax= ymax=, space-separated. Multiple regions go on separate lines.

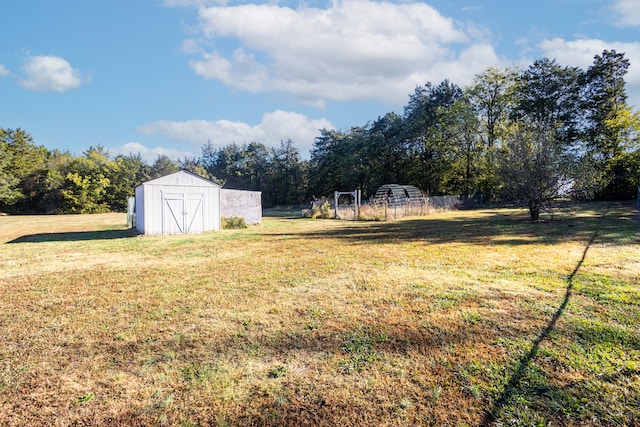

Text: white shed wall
xmin=135 ymin=185 xmax=146 ymax=234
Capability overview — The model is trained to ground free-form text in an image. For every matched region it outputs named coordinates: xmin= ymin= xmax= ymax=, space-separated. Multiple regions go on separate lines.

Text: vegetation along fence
xmin=333 ymin=194 xmax=465 ymax=221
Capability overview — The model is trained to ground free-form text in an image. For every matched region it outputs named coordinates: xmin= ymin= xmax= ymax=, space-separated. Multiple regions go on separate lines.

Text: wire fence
xmin=312 ymin=192 xmax=474 ymax=221
xmin=334 ymin=195 xmax=468 ymax=221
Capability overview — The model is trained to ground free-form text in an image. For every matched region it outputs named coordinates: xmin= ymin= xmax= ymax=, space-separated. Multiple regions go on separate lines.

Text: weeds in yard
xmin=267 ymin=365 xmax=288 ymax=379
xmin=221 ymin=216 xmax=247 ymax=229
xmin=399 ymin=398 xmax=413 ymax=409
xmin=432 ymin=385 xmax=442 ymax=400
xmin=181 ymin=364 xmax=213 ymax=383
xmin=75 ymin=393 xmax=94 ymax=404
xmin=461 ymin=310 xmax=483 ymax=325
xmin=303 ymin=201 xmax=334 ymax=219
xmin=339 ymin=326 xmax=389 ymax=373
xmin=304 ymin=306 xmax=327 ymax=330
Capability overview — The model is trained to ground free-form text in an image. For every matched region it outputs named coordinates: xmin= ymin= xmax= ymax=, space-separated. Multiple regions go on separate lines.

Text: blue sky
xmin=1 ymin=0 xmax=639 ymax=162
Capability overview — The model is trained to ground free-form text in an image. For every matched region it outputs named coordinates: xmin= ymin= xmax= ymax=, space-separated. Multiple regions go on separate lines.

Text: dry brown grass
xmin=0 ymin=203 xmax=638 ymax=426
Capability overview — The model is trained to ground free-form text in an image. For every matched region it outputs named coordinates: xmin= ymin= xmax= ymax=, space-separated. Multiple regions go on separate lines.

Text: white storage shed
xmin=135 ymin=171 xmax=221 ymax=235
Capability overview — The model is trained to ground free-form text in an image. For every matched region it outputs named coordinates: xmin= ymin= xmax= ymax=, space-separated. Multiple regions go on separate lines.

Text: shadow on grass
xmin=275 ymin=202 xmax=636 ymax=247
xmin=6 ymin=228 xmax=139 ymax=243
xmin=263 ymin=206 xmax=307 ymax=219
xmin=479 ymin=209 xmax=606 ymax=426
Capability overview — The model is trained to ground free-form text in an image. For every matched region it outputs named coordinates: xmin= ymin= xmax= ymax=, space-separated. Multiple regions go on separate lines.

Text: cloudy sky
xmin=1 ymin=0 xmax=639 ymax=162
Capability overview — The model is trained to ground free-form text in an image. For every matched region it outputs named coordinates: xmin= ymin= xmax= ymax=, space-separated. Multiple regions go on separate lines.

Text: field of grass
xmin=0 ymin=202 xmax=638 ymax=426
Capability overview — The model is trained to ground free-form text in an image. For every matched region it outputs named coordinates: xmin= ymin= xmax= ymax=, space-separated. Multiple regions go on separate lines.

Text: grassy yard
xmin=0 ymin=202 xmax=638 ymax=426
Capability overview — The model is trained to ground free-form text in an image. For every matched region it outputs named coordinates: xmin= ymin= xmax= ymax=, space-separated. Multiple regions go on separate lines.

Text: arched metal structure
xmin=373 ymin=184 xmax=425 ymax=206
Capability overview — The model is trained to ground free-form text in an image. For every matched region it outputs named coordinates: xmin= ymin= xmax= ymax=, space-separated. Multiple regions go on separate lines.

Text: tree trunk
xmin=529 ymin=201 xmax=541 ymax=221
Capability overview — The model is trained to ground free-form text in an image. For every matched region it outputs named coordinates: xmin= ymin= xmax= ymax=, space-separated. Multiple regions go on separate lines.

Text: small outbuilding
xmin=135 ymin=171 xmax=221 ymax=235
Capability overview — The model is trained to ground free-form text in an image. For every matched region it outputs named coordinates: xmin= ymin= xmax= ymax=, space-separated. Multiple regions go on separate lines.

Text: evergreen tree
xmin=149 ymin=155 xmax=180 ymax=179
xmin=0 ymin=139 xmax=21 ymax=210
xmin=105 ymin=153 xmax=151 ymax=211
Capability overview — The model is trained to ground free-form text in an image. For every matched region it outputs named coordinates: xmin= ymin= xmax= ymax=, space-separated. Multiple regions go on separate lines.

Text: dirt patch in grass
xmin=0 ymin=203 xmax=638 ymax=426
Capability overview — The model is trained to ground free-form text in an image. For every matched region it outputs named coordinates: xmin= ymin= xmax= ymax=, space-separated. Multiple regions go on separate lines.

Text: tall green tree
xmin=105 ymin=153 xmax=151 ymax=211
xmin=367 ymin=113 xmax=408 ymax=189
xmin=179 ymin=157 xmax=213 ymax=181
xmin=403 ymin=80 xmax=463 ymax=195
xmin=240 ymin=142 xmax=271 ymax=193
xmin=38 ymin=149 xmax=74 ymax=213
xmin=582 ymin=50 xmax=637 ymax=198
xmin=60 ymin=146 xmax=112 ymax=214
xmin=466 ymin=67 xmax=517 ymax=199
xmin=439 ymin=96 xmax=485 ymax=198
xmin=513 ymin=58 xmax=582 ymax=145
xmin=499 ymin=59 xmax=590 ymax=217
xmin=149 ymin=155 xmax=180 ymax=179
xmin=268 ymin=139 xmax=307 ymax=205
xmin=201 ymin=141 xmax=271 ymax=191
xmin=596 ymin=105 xmax=640 ymax=199
xmin=341 ymin=126 xmax=375 ymax=194
xmin=309 ymin=129 xmax=351 ymax=198
xmin=0 ymin=139 xmax=21 ymax=209
xmin=583 ymin=50 xmax=630 ymax=159
xmin=0 ymin=128 xmax=50 ymax=211
xmin=201 ymin=142 xmax=245 ymax=188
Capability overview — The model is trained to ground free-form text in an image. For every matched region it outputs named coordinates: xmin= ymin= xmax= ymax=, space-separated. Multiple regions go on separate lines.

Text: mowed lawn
xmin=0 ymin=203 xmax=638 ymax=426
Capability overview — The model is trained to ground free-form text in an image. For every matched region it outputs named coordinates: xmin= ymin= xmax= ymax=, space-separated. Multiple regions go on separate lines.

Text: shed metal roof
xmin=137 ymin=170 xmax=221 ymax=188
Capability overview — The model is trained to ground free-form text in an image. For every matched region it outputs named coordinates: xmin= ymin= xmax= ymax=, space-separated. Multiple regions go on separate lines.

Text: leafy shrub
xmin=221 ymin=216 xmax=247 ymax=229
xmin=302 ymin=201 xmax=334 ymax=219
xmin=302 ymin=206 xmax=322 ymax=218
xmin=320 ymin=201 xmax=334 ymax=218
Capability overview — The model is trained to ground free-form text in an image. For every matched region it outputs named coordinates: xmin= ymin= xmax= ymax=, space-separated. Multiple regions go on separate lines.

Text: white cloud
xmin=0 ymin=65 xmax=9 ymax=77
xmin=539 ymin=38 xmax=640 ymax=108
xmin=259 ymin=110 xmax=334 ymax=154
xmin=110 ymin=142 xmax=196 ymax=164
xmin=180 ymin=38 xmax=203 ymax=55
xmin=20 ymin=55 xmax=90 ymax=92
xmin=432 ymin=42 xmax=502 ymax=84
xmin=538 ymin=38 xmax=638 ymax=72
xmin=184 ymin=0 xmax=502 ymax=106
xmin=611 ymin=0 xmax=640 ymax=27
xmin=137 ymin=110 xmax=334 ymax=156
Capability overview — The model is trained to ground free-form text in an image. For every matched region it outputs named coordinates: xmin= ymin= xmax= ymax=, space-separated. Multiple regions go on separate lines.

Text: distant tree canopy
xmin=1 ymin=50 xmax=638 ymax=218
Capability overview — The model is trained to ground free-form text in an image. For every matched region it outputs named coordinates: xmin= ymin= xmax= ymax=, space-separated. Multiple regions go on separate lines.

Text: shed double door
xmin=162 ymin=192 xmax=204 ymax=234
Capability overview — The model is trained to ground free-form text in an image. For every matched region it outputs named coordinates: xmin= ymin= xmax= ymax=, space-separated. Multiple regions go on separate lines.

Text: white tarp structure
xmin=135 ymin=171 xmax=221 ymax=235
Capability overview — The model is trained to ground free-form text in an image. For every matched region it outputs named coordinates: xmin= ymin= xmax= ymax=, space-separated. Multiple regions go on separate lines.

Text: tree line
xmin=1 ymin=50 xmax=639 ymax=219
xmin=0 ymin=131 xmax=309 ymax=213
xmin=309 ymin=50 xmax=639 ymax=219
